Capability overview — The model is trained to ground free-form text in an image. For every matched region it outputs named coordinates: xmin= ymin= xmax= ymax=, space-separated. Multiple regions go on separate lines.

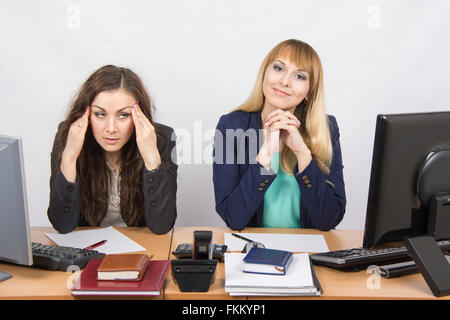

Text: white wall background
xmin=1 ymin=0 xmax=449 ymax=230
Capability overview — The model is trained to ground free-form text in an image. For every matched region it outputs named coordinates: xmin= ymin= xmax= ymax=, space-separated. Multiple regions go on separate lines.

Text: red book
xmin=72 ymin=259 xmax=169 ymax=296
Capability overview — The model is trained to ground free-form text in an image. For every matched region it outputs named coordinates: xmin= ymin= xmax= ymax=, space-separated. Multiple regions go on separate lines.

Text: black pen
xmin=231 ymin=233 xmax=256 ymax=243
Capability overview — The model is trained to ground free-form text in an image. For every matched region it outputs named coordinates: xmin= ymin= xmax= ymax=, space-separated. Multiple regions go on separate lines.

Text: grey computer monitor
xmin=0 ymin=135 xmax=33 ymax=266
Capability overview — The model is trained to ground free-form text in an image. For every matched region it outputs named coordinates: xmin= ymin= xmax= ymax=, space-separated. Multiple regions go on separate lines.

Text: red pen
xmin=84 ymin=240 xmax=107 ymax=250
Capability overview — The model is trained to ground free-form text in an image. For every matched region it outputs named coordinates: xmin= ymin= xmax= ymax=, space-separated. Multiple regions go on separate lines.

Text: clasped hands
xmin=256 ymin=109 xmax=312 ymax=173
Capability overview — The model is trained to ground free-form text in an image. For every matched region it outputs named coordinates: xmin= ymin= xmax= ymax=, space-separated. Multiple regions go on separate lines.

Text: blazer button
xmin=147 ymin=176 xmax=154 ymax=183
xmin=257 ymin=187 xmax=264 ymax=191
xmin=63 ymin=206 xmax=69 ymax=213
xmin=306 ymin=184 xmax=312 ymax=188
xmin=302 ymin=175 xmax=309 ymax=181
xmin=264 ymin=180 xmax=269 ymax=184
xmin=148 ymin=187 xmax=155 ymax=195
xmin=304 ymin=179 xmax=311 ymax=184
xmin=151 ymin=200 xmax=157 ymax=207
xmin=259 ymin=182 xmax=266 ymax=187
xmin=66 ymin=185 xmax=74 ymax=192
xmin=64 ymin=196 xmax=71 ymax=203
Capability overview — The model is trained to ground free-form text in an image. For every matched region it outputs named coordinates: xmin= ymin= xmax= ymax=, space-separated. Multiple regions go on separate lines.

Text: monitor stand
xmin=404 ymin=193 xmax=450 ymax=297
xmin=0 ymin=270 xmax=13 ymax=282
xmin=405 ymin=236 xmax=450 ymax=297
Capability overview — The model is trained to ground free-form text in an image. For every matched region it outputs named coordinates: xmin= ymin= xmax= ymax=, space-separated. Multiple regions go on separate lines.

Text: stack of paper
xmin=45 ymin=227 xmax=146 ymax=254
xmin=225 ymin=253 xmax=321 ymax=296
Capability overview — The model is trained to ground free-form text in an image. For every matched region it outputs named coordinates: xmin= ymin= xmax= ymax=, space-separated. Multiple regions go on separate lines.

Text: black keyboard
xmin=32 ymin=242 xmax=105 ymax=271
xmin=172 ymin=243 xmax=227 ymax=261
xmin=310 ymin=239 xmax=450 ymax=271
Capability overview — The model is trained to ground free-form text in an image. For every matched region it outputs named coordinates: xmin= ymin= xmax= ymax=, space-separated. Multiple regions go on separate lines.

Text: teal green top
xmin=263 ymin=152 xmax=301 ymax=228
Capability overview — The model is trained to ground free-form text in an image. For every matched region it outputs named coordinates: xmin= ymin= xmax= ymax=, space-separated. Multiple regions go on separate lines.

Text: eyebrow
xmin=91 ymin=105 xmax=132 ymax=113
xmin=274 ymin=59 xmax=308 ymax=73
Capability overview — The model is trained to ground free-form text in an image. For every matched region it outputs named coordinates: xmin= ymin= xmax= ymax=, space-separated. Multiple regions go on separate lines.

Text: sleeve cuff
xmin=293 ymin=159 xmax=322 ymax=190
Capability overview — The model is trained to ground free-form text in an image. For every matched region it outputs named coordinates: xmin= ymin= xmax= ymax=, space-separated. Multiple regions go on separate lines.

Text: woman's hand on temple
xmin=131 ymin=103 xmax=161 ymax=170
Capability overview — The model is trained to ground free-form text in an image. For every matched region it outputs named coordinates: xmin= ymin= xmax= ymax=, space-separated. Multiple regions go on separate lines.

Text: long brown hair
xmin=57 ymin=65 xmax=166 ymax=226
xmin=234 ymin=39 xmax=332 ymax=175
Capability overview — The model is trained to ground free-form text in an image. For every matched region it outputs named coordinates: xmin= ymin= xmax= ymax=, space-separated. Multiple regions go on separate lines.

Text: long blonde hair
xmin=234 ymin=39 xmax=332 ymax=175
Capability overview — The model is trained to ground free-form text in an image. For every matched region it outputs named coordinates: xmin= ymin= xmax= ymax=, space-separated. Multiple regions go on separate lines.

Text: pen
xmin=231 ymin=233 xmax=256 ymax=243
xmin=84 ymin=240 xmax=107 ymax=250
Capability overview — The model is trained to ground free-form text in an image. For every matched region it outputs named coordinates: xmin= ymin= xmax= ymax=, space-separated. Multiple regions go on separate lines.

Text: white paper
xmin=225 ymin=253 xmax=314 ymax=289
xmin=224 ymin=233 xmax=329 ymax=253
xmin=45 ymin=227 xmax=146 ymax=254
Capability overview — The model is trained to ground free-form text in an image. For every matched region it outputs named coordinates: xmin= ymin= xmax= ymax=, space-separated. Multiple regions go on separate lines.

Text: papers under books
xmin=224 ymin=233 xmax=329 ymax=253
xmin=225 ymin=253 xmax=322 ymax=296
xmin=243 ymin=247 xmax=293 ymax=275
xmin=72 ymin=259 xmax=169 ymax=296
xmin=45 ymin=227 xmax=146 ymax=254
xmin=97 ymin=254 xmax=150 ymax=281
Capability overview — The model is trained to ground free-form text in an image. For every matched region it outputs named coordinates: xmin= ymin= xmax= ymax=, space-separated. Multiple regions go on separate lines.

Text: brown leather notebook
xmin=97 ymin=254 xmax=151 ymax=281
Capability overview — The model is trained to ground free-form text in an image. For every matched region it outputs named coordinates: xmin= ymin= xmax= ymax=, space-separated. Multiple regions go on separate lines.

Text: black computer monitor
xmin=363 ymin=112 xmax=450 ymax=249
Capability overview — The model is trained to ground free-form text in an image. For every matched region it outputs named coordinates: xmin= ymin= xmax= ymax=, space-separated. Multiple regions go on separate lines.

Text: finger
xmin=131 ymin=104 xmax=139 ymax=124
xmin=265 ymin=114 xmax=284 ymax=127
xmin=281 ymin=119 xmax=300 ymax=128
xmin=74 ymin=117 xmax=85 ymax=130
xmin=264 ymin=109 xmax=284 ymax=123
xmin=285 ymin=112 xmax=301 ymax=126
xmin=270 ymin=122 xmax=296 ymax=132
xmin=135 ymin=105 xmax=154 ymax=127
xmin=265 ymin=109 xmax=297 ymax=125
xmin=131 ymin=107 xmax=143 ymax=137
xmin=266 ymin=113 xmax=294 ymax=127
xmin=136 ymin=106 xmax=156 ymax=137
xmin=82 ymin=107 xmax=90 ymax=129
xmin=267 ymin=115 xmax=300 ymax=128
xmin=133 ymin=105 xmax=148 ymax=135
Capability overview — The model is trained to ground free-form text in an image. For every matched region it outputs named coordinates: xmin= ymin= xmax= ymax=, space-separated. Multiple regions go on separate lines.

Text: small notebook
xmin=243 ymin=247 xmax=293 ymax=275
xmin=97 ymin=254 xmax=150 ymax=281
xmin=72 ymin=259 xmax=169 ymax=296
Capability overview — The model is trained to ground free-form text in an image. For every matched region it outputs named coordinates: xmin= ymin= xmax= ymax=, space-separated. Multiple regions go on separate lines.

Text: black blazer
xmin=47 ymin=122 xmax=177 ymax=234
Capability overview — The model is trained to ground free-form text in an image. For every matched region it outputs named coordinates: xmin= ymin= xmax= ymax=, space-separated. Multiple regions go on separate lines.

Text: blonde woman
xmin=213 ymin=39 xmax=345 ymax=231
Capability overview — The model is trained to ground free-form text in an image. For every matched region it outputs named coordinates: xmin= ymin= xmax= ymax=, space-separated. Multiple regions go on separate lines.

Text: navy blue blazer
xmin=212 ymin=110 xmax=346 ymax=231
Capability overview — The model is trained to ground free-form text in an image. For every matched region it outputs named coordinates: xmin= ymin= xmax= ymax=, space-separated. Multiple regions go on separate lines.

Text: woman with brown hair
xmin=213 ymin=39 xmax=346 ymax=231
xmin=47 ymin=65 xmax=177 ymax=234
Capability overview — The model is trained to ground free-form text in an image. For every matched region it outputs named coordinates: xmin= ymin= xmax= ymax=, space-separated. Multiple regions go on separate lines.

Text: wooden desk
xmin=0 ymin=227 xmax=173 ymax=300
xmin=1 ymin=227 xmax=448 ymax=300
xmin=243 ymin=228 xmax=450 ymax=300
xmin=164 ymin=226 xmax=245 ymax=300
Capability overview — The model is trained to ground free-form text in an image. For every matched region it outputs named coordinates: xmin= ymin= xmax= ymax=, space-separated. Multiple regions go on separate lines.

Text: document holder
xmin=405 ymin=236 xmax=450 ymax=297
xmin=171 ymin=259 xmax=217 ymax=292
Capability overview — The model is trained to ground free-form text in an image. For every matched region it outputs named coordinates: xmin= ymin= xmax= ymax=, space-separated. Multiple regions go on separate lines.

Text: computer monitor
xmin=0 ymin=136 xmax=33 ymax=268
xmin=363 ymin=112 xmax=450 ymax=249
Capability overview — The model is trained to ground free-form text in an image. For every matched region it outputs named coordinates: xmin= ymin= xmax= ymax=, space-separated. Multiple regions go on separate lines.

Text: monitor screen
xmin=0 ymin=136 xmax=33 ymax=266
xmin=363 ymin=112 xmax=450 ymax=249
